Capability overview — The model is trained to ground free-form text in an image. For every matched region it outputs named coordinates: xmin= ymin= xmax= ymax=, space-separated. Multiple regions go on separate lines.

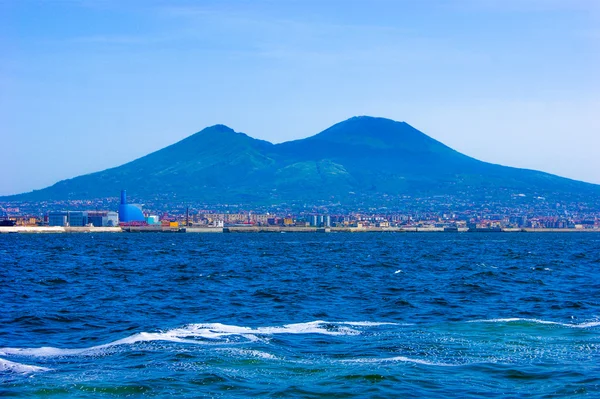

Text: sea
xmin=1 ymin=232 xmax=599 ymax=398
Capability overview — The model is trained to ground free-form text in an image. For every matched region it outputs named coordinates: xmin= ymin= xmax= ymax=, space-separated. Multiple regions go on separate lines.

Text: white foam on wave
xmin=341 ymin=356 xmax=457 ymax=367
xmin=217 ymin=348 xmax=278 ymax=360
xmin=468 ymin=318 xmax=600 ymax=329
xmin=336 ymin=321 xmax=399 ymax=327
xmin=171 ymin=321 xmax=361 ymax=339
xmin=0 ymin=357 xmax=50 ymax=373
xmin=0 ymin=331 xmax=204 ymax=357
xmin=0 ymin=321 xmax=388 ymax=358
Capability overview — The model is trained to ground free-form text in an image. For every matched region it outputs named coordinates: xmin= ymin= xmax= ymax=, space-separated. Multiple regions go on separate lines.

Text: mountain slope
xmin=14 ymin=125 xmax=279 ymax=202
xmin=274 ymin=116 xmax=597 ymax=199
xmin=3 ymin=116 xmax=599 ymax=204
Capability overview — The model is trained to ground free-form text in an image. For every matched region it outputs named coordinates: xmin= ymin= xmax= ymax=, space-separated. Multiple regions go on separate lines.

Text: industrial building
xmin=48 ymin=211 xmax=70 ymax=227
xmin=309 ymin=215 xmax=331 ymax=227
xmin=67 ymin=211 xmax=87 ymax=227
xmin=87 ymin=211 xmax=119 ymax=227
xmin=47 ymin=210 xmax=119 ymax=227
xmin=47 ymin=211 xmax=86 ymax=227
xmin=46 ymin=191 xmax=143 ymax=227
xmin=118 ymin=190 xmax=145 ymax=223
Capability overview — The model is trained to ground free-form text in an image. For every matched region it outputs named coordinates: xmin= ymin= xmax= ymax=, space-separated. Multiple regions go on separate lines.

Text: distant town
xmin=1 ymin=189 xmax=599 ymax=232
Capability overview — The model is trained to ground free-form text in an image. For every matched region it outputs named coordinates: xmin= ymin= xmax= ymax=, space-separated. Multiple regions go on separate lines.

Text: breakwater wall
xmin=1 ymin=226 xmax=599 ymax=234
xmin=521 ymin=228 xmax=600 ymax=233
xmin=0 ymin=226 xmax=122 ymax=234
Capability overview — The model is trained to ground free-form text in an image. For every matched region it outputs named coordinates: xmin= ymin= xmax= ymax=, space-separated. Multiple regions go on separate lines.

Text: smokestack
xmin=121 ymin=190 xmax=127 ymax=205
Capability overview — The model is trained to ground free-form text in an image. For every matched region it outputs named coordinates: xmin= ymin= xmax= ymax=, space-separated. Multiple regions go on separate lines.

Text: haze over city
xmin=2 ymin=0 xmax=599 ymax=196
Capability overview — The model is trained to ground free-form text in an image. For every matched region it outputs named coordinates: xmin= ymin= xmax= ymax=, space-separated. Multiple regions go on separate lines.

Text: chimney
xmin=121 ymin=190 xmax=127 ymax=205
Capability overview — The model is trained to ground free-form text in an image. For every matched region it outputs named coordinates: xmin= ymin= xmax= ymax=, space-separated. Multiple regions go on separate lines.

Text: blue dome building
xmin=118 ymin=190 xmax=145 ymax=223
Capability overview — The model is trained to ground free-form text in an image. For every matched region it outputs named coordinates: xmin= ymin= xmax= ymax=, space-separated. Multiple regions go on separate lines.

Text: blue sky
xmin=2 ymin=0 xmax=599 ymax=195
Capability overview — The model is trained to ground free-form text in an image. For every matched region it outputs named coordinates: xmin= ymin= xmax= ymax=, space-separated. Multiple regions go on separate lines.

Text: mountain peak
xmin=184 ymin=124 xmax=252 ymax=144
xmin=306 ymin=115 xmax=438 ymax=151
xmin=180 ymin=124 xmax=274 ymax=151
xmin=344 ymin=115 xmax=406 ymax=124
xmin=200 ymin=124 xmax=236 ymax=134
xmin=323 ymin=115 xmax=413 ymax=136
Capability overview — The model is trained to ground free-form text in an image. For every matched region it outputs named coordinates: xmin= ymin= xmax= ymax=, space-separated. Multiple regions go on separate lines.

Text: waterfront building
xmin=146 ymin=215 xmax=160 ymax=225
xmin=87 ymin=211 xmax=119 ymax=227
xmin=308 ymin=215 xmax=330 ymax=227
xmin=204 ymin=214 xmax=225 ymax=224
xmin=48 ymin=211 xmax=69 ymax=227
xmin=224 ymin=213 xmax=247 ymax=224
xmin=68 ymin=211 xmax=88 ymax=227
xmin=118 ymin=190 xmax=145 ymax=223
xmin=250 ymin=213 xmax=269 ymax=224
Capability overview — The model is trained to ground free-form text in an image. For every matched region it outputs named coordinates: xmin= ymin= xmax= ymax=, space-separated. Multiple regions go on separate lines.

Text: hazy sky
xmin=2 ymin=0 xmax=599 ymax=196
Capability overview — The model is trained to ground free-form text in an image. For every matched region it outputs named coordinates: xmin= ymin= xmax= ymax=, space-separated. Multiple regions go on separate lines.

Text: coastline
xmin=1 ymin=226 xmax=599 ymax=234
xmin=0 ymin=226 xmax=122 ymax=234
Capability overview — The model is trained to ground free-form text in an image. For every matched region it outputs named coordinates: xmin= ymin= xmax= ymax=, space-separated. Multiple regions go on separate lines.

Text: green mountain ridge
xmin=3 ymin=116 xmax=599 ymax=205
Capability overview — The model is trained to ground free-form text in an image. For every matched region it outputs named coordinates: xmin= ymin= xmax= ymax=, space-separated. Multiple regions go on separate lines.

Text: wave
xmin=216 ymin=348 xmax=278 ymax=360
xmin=0 ymin=321 xmax=389 ymax=358
xmin=334 ymin=321 xmax=399 ymax=327
xmin=0 ymin=358 xmax=50 ymax=374
xmin=341 ymin=356 xmax=458 ymax=367
xmin=0 ymin=331 xmax=203 ymax=357
xmin=468 ymin=318 xmax=600 ymax=329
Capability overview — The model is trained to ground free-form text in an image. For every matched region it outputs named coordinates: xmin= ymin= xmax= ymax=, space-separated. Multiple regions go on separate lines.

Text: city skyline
xmin=2 ymin=0 xmax=600 ymax=196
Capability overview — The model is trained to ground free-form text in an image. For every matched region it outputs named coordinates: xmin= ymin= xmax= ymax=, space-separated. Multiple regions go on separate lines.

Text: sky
xmin=1 ymin=0 xmax=599 ymax=196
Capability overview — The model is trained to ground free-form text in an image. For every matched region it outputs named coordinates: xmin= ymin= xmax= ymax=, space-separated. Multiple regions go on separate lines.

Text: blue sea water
xmin=1 ymin=232 xmax=599 ymax=398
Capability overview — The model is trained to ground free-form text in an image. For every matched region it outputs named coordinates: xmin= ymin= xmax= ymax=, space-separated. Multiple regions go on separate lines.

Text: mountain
xmin=3 ymin=116 xmax=599 ymax=205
